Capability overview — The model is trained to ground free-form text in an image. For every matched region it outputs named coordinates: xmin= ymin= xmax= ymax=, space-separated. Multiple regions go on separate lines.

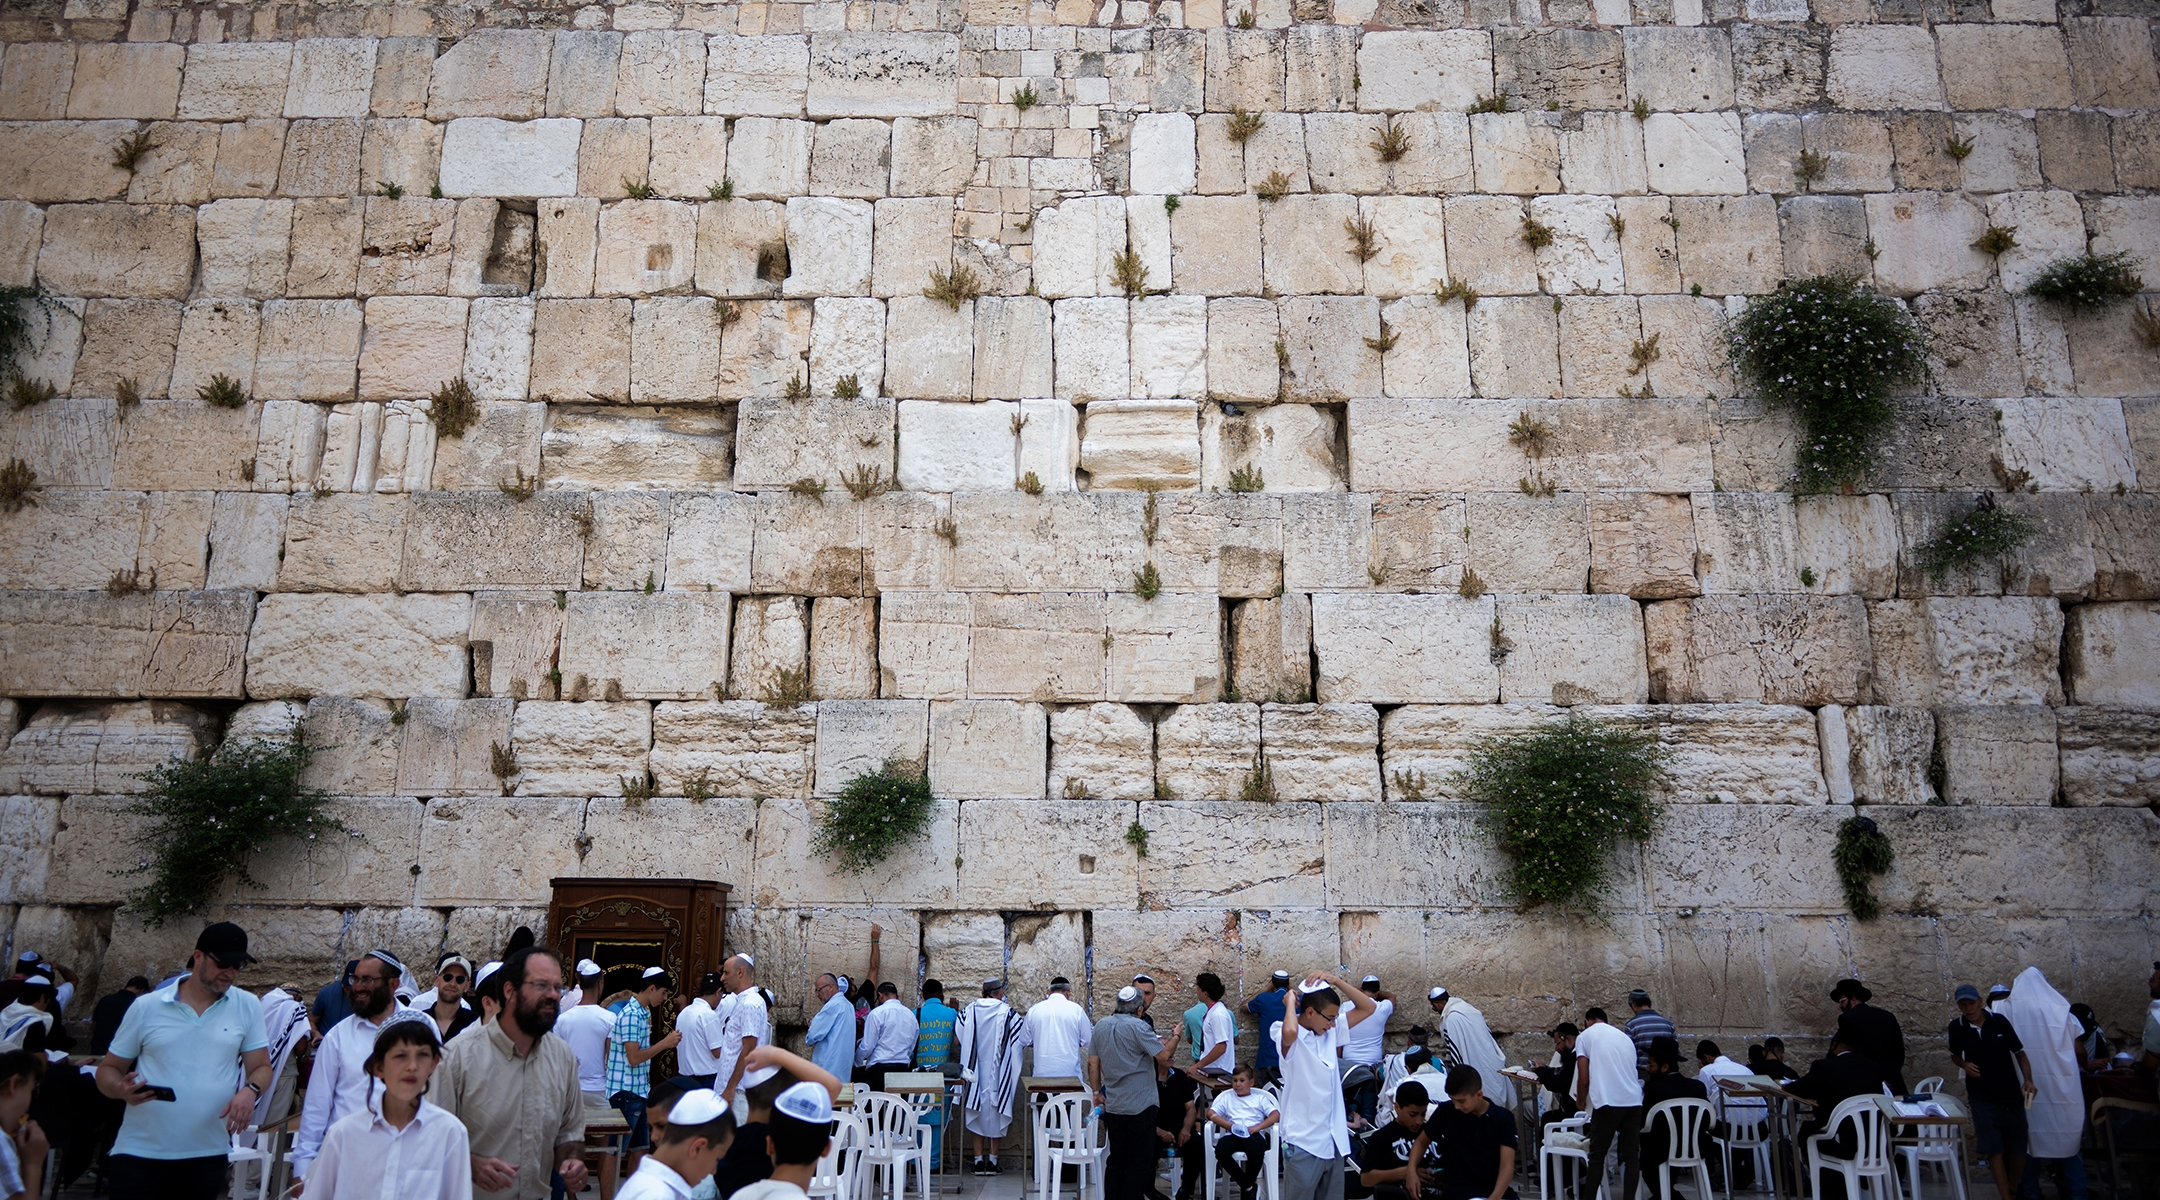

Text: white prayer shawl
xmin=2004 ymin=967 xmax=2081 ymax=1158
xmin=957 ymin=998 xmax=1026 ymax=1138
xmin=249 ymin=987 xmax=312 ymax=1135
xmin=1436 ymin=998 xmax=1506 ymax=1086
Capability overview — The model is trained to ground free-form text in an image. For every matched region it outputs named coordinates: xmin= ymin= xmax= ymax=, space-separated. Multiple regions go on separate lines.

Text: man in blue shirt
xmin=1244 ymin=971 xmax=1290 ymax=1085
xmin=94 ymin=922 xmax=273 ymax=1200
xmin=916 ymin=979 xmax=959 ymax=1072
xmin=806 ymin=971 xmax=858 ymax=1079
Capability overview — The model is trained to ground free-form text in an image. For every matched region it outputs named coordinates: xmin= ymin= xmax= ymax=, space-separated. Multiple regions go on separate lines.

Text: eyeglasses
xmin=441 ymin=974 xmax=470 ymax=984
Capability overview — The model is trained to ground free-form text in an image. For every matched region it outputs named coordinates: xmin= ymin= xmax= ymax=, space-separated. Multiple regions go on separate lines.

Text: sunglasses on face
xmin=441 ymin=974 xmax=470 ymax=984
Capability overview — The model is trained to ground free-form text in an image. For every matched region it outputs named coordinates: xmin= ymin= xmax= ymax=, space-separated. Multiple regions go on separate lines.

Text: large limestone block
xmin=1588 ymin=493 xmax=1698 ymax=601
xmin=205 ymin=492 xmax=290 ymax=591
xmin=1870 ymin=597 xmax=2066 ymax=707
xmin=1053 ymin=297 xmax=1129 ymax=403
xmin=2064 ymin=602 xmax=2160 ymax=708
xmin=1137 ymin=801 xmax=1326 ymax=908
xmin=285 ymin=38 xmax=376 ymax=119
xmin=67 ymin=43 xmax=184 ymax=120
xmin=1828 ymin=26 xmax=1942 ymax=111
xmin=1131 ymin=113 xmax=1197 ymax=197
xmin=1936 ymin=706 xmax=2059 ymax=807
xmin=727 ymin=117 xmax=811 ymax=198
xmin=1644 ymin=596 xmax=1870 ymax=705
xmin=889 ymin=116 xmax=974 ymax=197
xmin=110 ymin=398 xmax=259 ymax=492
xmin=469 ymin=591 xmax=566 ymax=702
xmin=1312 ymin=594 xmax=1500 ymax=704
xmin=725 ymin=593 xmax=808 ymax=702
xmin=437 ymin=117 xmax=581 ymax=198
xmin=1280 ymin=493 xmax=1375 ymax=593
xmin=956 ymin=801 xmax=1138 ymax=909
xmin=704 ymin=35 xmax=810 ymax=117
xmin=1793 ymin=494 xmax=1898 ymax=600
xmin=809 ymin=119 xmax=890 ymax=199
xmin=806 ymin=596 xmax=876 ymax=700
xmin=1863 ymin=192 xmax=1990 ymax=298
xmin=1623 ymin=27 xmax=1734 ymax=111
xmin=1369 ymin=494 xmax=1467 ymax=593
xmin=928 ymin=700 xmax=1046 ymax=800
xmin=805 ymin=32 xmax=957 ymax=119
xmin=782 ymin=197 xmax=872 ymax=297
xmin=0 ymin=591 xmax=252 ymax=699
xmin=1205 ymin=28 xmax=1286 ymax=113
xmin=628 ymin=297 xmax=720 ymax=403
xmin=0 ymin=491 xmax=146 ymax=591
xmin=2057 ymin=708 xmax=2160 ymax=807
xmin=255 ymin=299 xmax=362 ymax=401
xmin=1355 ymin=31 xmax=1493 ymax=114
xmin=357 ymin=295 xmax=467 ymax=402
xmin=169 ymin=300 xmax=260 ymax=404
xmin=1257 ymin=703 xmax=1378 ymax=802
xmin=1203 ymin=297 xmax=1280 ymax=404
xmin=1109 ymin=592 xmax=1223 ymax=703
xmin=356 ymin=197 xmax=458 ymax=296
xmin=974 ymin=296 xmax=1053 ymax=400
xmin=883 ymin=296 xmax=971 ymax=401
xmin=946 ymin=493 xmax=1142 ymax=593
xmin=813 ymin=699 xmax=929 ymax=796
xmin=1080 ymin=399 xmax=1201 ymax=491
xmin=1818 ymin=704 xmax=1937 ymax=806
xmin=734 ymin=396 xmax=895 ymax=490
xmin=1691 ymin=492 xmax=1801 ymax=596
xmin=1131 ymin=296 xmax=1208 ymax=401
xmin=970 ymin=592 xmax=1111 ymax=702
xmin=1937 ymin=25 xmax=2071 ymax=111
xmin=276 ymin=493 xmax=405 ymax=592
xmin=1201 ymin=404 xmax=1342 ymax=494
xmin=1347 ymin=398 xmax=1715 ymax=494
xmin=2088 ymin=496 xmax=2160 ymax=603
xmin=395 ymin=697 xmax=516 ymax=796
xmin=1279 ymin=295 xmax=1382 ymax=401
xmin=1378 ymin=704 xmax=1567 ymax=801
xmin=247 ymin=592 xmax=468 ymax=699
xmin=1325 ymin=804 xmax=1512 ymax=908
xmin=648 ymin=116 xmax=729 ymax=198
xmin=1642 ymin=113 xmax=1745 ymax=196
xmin=1468 ymin=111 xmax=1561 ymax=195
xmin=508 ymin=701 xmax=652 ymax=796
xmin=718 ymin=296 xmax=812 ymax=398
xmin=1466 ymin=296 xmax=1560 ymax=400
xmin=875 ymin=591 xmax=968 ymax=699
xmin=1581 ymin=703 xmax=1830 ymax=807
xmin=210 ymin=118 xmax=287 ymax=199
xmin=178 ymin=43 xmax=293 ymax=121
xmin=871 ymin=196 xmax=950 ymax=299
xmin=1461 ymin=493 xmax=1587 ymax=595
xmin=1380 ymin=295 xmax=1470 ymax=399
xmin=896 ymin=399 xmax=1016 ymax=493
xmin=35 ymin=204 xmax=195 ymax=298
xmin=1260 ymin=194 xmax=1363 ymax=297
xmin=0 ymin=119 xmax=136 ymax=203
xmin=0 ymin=396 xmax=116 ymax=489
xmin=648 ymin=699 xmax=815 ymax=799
xmin=1525 ymin=195 xmax=1620 ymax=297
xmin=1170 ymin=195 xmax=1263 ymax=298
xmin=1495 ymin=594 xmax=1649 ymax=706
xmin=749 ymin=492 xmax=872 ymax=597
xmin=592 ymin=201 xmax=699 ymax=298
xmin=1047 ymin=703 xmax=1154 ymax=801
xmin=558 ymin=592 xmax=730 ymax=702
xmin=1996 ymin=396 xmax=2136 ymax=494
xmin=750 ymin=797 xmax=956 ymax=908
xmin=0 ymin=794 xmax=58 ymax=903
xmin=808 ymin=296 xmax=885 ymax=399
xmin=1033 ymin=196 xmax=1126 ymax=299
xmin=427 ymin=31 xmax=553 ymax=121
xmin=0 ymin=702 xmax=218 ymax=796
xmin=397 ymin=492 xmax=586 ymax=591
xmin=540 ymin=406 xmax=732 ymax=491
xmin=615 ymin=31 xmax=704 ymax=116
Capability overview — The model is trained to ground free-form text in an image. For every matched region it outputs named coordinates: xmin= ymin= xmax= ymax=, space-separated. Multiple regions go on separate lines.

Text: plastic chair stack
xmin=1033 ymin=1092 xmax=1108 ymax=1200
xmin=1806 ymin=1095 xmax=1897 ymax=1200
xmin=810 ymin=1110 xmax=872 ymax=1200
xmin=1645 ymin=1098 xmax=1716 ymax=1200
xmin=856 ymin=1092 xmax=934 ymax=1200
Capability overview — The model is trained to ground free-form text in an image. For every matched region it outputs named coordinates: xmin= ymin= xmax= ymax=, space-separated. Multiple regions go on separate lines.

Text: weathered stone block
xmin=1645 ymin=595 xmax=1869 ymax=705
xmin=66 ymin=43 xmax=184 ymax=120
xmin=2057 ymin=707 xmax=2160 ymax=807
xmin=1938 ymin=706 xmax=2059 ymax=807
xmin=2064 ymin=602 xmax=2160 ymax=709
xmin=1108 ymin=592 xmax=1223 ymax=703
xmin=1871 ymin=597 xmax=2066 ymax=707
xmin=971 ymin=591 xmax=1112 ymax=702
xmin=645 ymin=700 xmax=814 ymax=799
xmin=393 ymin=698 xmax=515 ymax=797
xmin=926 ymin=699 xmax=1046 ymax=799
xmin=1828 ymin=26 xmax=1941 ymax=111
xmin=179 ymin=43 xmax=293 ymax=121
xmin=1495 ymin=593 xmax=1648 ymax=706
xmin=1257 ymin=702 xmax=1379 ymax=802
xmin=508 ymin=701 xmax=652 ymax=797
xmin=805 ymin=32 xmax=957 ymax=119
xmin=1644 ymin=113 xmax=1745 ymax=196
xmin=1625 ymin=27 xmax=1733 ymax=112
xmin=246 ymin=592 xmax=466 ymax=699
xmin=1863 ymin=192 xmax=1989 ymax=298
xmin=1794 ymin=494 xmax=1897 ymax=600
xmin=1671 ymin=195 xmax=1781 ymax=296
xmin=1586 ymin=703 xmax=1829 ymax=807
xmin=1469 ymin=112 xmax=1561 ymax=195
xmin=1312 ymin=593 xmax=1499 ymax=704
xmin=559 ymin=592 xmax=731 ymax=702
xmin=1467 ymin=296 xmax=1559 ymax=401
xmin=427 ymin=31 xmax=552 ymax=121
xmin=0 ymin=701 xmax=218 ymax=797
xmin=704 ymin=35 xmax=809 ymax=117
xmin=813 ymin=699 xmax=929 ymax=796
xmin=35 ymin=204 xmax=195 ymax=298
xmin=437 ymin=117 xmax=581 ymax=198
xmin=1355 ymin=31 xmax=1493 ymax=114
xmin=1033 ymin=196 xmax=1125 ymax=299
xmin=1080 ymin=399 xmax=1200 ymax=491
xmin=734 ymin=395 xmax=894 ymax=490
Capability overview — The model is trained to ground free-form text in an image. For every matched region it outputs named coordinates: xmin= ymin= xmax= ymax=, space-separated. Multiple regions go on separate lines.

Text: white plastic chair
xmin=1892 ymin=1100 xmax=1967 ymax=1200
xmin=1806 ymin=1096 xmax=1896 ymax=1200
xmin=1540 ymin=1115 xmax=1590 ymax=1200
xmin=228 ymin=1127 xmax=278 ymax=1200
xmin=810 ymin=1110 xmax=872 ymax=1200
xmin=1912 ymin=1076 xmax=1944 ymax=1095
xmin=1202 ymin=1117 xmax=1279 ymax=1200
xmin=1711 ymin=1097 xmax=1771 ymax=1200
xmin=1645 ymin=1098 xmax=1716 ymax=1200
xmin=856 ymin=1092 xmax=934 ymax=1200
xmin=1034 ymin=1092 xmax=1108 ymax=1200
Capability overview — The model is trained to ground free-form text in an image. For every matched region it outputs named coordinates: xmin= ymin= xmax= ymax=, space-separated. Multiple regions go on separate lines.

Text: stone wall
xmin=2 ymin=0 xmax=2158 ymax=1076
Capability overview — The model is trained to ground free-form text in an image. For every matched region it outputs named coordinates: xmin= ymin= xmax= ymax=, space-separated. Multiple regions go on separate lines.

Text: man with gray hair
xmin=290 ymin=949 xmax=429 ymax=1180
xmin=1091 ymin=985 xmax=1172 ymax=1200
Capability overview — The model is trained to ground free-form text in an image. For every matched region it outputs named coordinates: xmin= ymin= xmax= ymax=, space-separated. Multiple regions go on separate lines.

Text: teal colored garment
xmin=806 ymin=991 xmax=857 ymax=1079
xmin=109 ymin=980 xmax=270 ymax=1160
xmin=1183 ymin=1002 xmax=1208 ymax=1064
xmin=916 ymin=998 xmax=957 ymax=1067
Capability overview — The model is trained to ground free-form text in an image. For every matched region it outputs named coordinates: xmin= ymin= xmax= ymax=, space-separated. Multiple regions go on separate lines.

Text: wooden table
xmin=1715 ymin=1075 xmax=1813 ymax=1200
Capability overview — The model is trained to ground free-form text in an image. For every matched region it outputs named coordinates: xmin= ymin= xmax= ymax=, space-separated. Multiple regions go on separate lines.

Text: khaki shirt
xmin=434 ymin=1020 xmax=587 ymax=1200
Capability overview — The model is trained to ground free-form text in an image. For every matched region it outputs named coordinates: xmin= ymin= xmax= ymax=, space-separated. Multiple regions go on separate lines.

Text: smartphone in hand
xmin=146 ymin=1085 xmax=178 ymax=1102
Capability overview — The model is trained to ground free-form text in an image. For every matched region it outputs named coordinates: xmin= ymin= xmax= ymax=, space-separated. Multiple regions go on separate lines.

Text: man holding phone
xmin=95 ymin=922 xmax=273 ymax=1200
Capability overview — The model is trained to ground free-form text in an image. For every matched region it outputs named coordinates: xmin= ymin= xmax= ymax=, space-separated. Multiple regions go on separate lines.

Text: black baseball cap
xmin=195 ymin=921 xmax=257 ymax=968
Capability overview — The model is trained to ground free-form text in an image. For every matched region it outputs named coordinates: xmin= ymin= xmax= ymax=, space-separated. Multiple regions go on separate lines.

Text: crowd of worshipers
xmin=4 ymin=919 xmax=2155 ymax=1200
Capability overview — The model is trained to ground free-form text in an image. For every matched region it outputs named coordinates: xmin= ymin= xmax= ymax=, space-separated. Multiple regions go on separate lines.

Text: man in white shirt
xmin=1574 ymin=1007 xmax=1645 ymax=1200
xmin=1192 ymin=973 xmax=1236 ymax=1082
xmin=856 ymin=981 xmax=921 ymax=1092
xmin=715 ymin=954 xmax=775 ymax=1105
xmin=1273 ymin=972 xmax=1377 ymax=1200
xmin=290 ymin=949 xmax=429 ymax=1180
xmin=675 ymin=972 xmax=724 ymax=1089
xmin=554 ymin=961 xmax=617 ymax=1109
xmin=1023 ymin=976 xmax=1094 ymax=1082
xmin=1341 ymin=975 xmax=1392 ymax=1124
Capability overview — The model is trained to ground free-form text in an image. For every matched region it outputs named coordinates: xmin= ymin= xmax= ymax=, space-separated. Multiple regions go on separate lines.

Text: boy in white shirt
xmin=728 ymin=1082 xmax=837 ymax=1200
xmin=1207 ymin=1066 xmax=1281 ymax=1200
xmin=1273 ymin=973 xmax=1378 ymax=1200
xmin=618 ymin=1087 xmax=736 ymax=1200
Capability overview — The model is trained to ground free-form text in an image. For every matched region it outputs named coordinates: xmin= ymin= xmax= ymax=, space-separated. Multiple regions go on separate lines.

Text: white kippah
xmin=1428 ymin=986 xmax=1447 ymax=1000
xmin=774 ymin=1081 xmax=834 ymax=1124
xmin=576 ymin=959 xmax=603 ymax=977
xmin=735 ymin=953 xmax=755 ymax=968
xmin=1271 ymin=970 xmax=1291 ymax=981
xmin=1117 ymin=985 xmax=1139 ymax=1002
xmin=671 ymin=1088 xmax=729 ymax=1125
xmin=475 ymin=961 xmax=502 ymax=987
xmin=643 ymin=965 xmax=667 ymax=979
xmin=24 ymin=974 xmax=50 ymax=988
xmin=1298 ymin=979 xmax=1332 ymax=995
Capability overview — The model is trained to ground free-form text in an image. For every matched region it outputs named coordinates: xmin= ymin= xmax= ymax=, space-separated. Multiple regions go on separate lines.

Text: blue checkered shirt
xmin=604 ymin=1001 xmax=651 ymax=1097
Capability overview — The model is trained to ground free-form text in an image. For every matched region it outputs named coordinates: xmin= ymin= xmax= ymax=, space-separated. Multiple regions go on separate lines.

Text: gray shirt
xmin=1089 ymin=1013 xmax=1166 ymax=1115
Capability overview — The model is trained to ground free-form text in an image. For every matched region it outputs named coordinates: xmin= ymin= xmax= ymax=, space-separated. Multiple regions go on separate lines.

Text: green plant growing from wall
xmin=121 ymin=727 xmax=350 ymax=925
xmin=760 ymin=665 xmax=815 ymax=707
xmin=1435 ymin=276 xmax=1479 ymax=309
xmin=1833 ymin=812 xmax=1896 ymax=921
xmin=842 ymin=463 xmax=891 ymax=500
xmin=1912 ymin=495 xmax=2034 ymax=581
xmin=1124 ymin=820 xmax=1150 ymax=857
xmin=1371 ymin=122 xmax=1411 ymax=164
xmin=0 ymin=458 xmax=36 ymax=514
xmin=1240 ymin=749 xmax=1278 ymax=803
xmin=924 ymin=264 xmax=984 ymax=310
xmin=708 ymin=178 xmax=735 ymax=200
xmin=375 ymin=180 xmax=405 ymax=198
xmin=498 ymin=467 xmax=539 ymax=500
xmin=1452 ymin=715 xmax=1667 ymax=909
xmin=1226 ymin=109 xmax=1265 ymax=144
xmin=1254 ymin=170 xmax=1294 ymax=201
xmin=428 ymin=377 xmax=479 ymax=438
xmin=115 ymin=377 xmax=141 ymax=409
xmin=111 ymin=128 xmax=156 ymax=172
xmin=1012 ymin=83 xmax=1039 ymax=111
xmin=1630 ymin=96 xmax=1651 ymax=121
xmin=197 ymin=374 xmax=247 ymax=408
xmin=1112 ymin=250 xmax=1150 ymax=296
xmin=1344 ymin=214 xmax=1381 ymax=263
xmin=1520 ymin=216 xmax=1555 ymax=249
xmin=1228 ymin=465 xmax=1265 ymax=493
xmin=1017 ymin=471 xmax=1045 ymax=496
xmin=622 ymin=178 xmax=656 ymax=199
xmin=834 ymin=373 xmax=863 ymax=399
xmin=1726 ymin=274 xmax=1927 ymax=492
xmin=1467 ymin=91 xmax=1511 ymax=114
xmin=1132 ymin=560 xmax=1162 ymax=600
xmin=1973 ymin=226 xmax=2018 ymax=257
xmin=788 ymin=477 xmax=828 ymax=503
xmin=1794 ymin=149 xmax=1827 ymax=190
xmin=814 ymin=756 xmax=935 ymax=874
xmin=2024 ymin=251 xmax=2143 ymax=312
xmin=1943 ymin=134 xmax=1974 ymax=161
xmin=7 ymin=377 xmax=54 ymax=410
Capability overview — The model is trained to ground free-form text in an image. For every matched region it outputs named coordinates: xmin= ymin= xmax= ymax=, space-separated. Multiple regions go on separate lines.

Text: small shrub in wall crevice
xmin=1451 ymin=714 xmax=1667 ymax=910
xmin=2024 ymin=251 xmax=2143 ymax=312
xmin=1726 ymin=274 xmax=1927 ymax=493
xmin=1834 ymin=813 xmax=1896 ymax=921
xmin=814 ymin=756 xmax=935 ymax=875
xmin=1912 ymin=495 xmax=2034 ymax=581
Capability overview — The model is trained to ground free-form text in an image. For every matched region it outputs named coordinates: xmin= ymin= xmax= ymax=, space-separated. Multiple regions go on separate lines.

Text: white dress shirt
xmin=293 ymin=1004 xmax=429 ymax=1177
xmin=1696 ymin=1054 xmax=1757 ymax=1120
xmin=714 ymin=988 xmax=775 ymax=1091
xmin=554 ymin=1002 xmax=615 ymax=1095
xmin=1023 ymin=993 xmax=1095 ymax=1079
xmin=859 ymin=997 xmax=921 ymax=1066
xmin=1576 ymin=1021 xmax=1644 ymax=1111
xmin=1274 ymin=1015 xmax=1351 ymax=1159
xmin=301 ymin=1093 xmax=473 ymax=1200
xmin=616 ymin=1154 xmax=696 ymax=1200
xmin=1198 ymin=1002 xmax=1237 ymax=1072
xmin=675 ymin=997 xmax=719 ymax=1076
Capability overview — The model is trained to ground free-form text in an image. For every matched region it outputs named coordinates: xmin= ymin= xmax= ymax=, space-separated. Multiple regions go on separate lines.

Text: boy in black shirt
xmin=1358 ymin=1079 xmax=1443 ymax=1200
xmin=1424 ymin=1066 xmax=1518 ymax=1200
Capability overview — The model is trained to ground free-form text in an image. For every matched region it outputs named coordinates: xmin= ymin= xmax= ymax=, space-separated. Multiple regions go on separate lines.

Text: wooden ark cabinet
xmin=546 ymin=877 xmax=731 ymax=1000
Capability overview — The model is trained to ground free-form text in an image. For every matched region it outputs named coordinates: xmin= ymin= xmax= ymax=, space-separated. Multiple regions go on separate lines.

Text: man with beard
xmin=290 ymin=949 xmax=429 ymax=1181
xmin=434 ymin=946 xmax=590 ymax=1200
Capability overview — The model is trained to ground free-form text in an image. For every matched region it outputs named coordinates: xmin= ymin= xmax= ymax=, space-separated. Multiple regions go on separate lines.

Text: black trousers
xmin=1217 ymin=1134 xmax=1270 ymax=1190
xmin=109 ymin=1153 xmax=230 ymax=1200
xmin=1586 ymin=1105 xmax=1643 ymax=1200
xmin=1107 ymin=1107 xmax=1163 ymax=1200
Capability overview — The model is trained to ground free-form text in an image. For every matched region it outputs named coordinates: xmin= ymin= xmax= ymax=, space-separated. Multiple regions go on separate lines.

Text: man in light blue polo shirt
xmin=95 ymin=921 xmax=273 ymax=1200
